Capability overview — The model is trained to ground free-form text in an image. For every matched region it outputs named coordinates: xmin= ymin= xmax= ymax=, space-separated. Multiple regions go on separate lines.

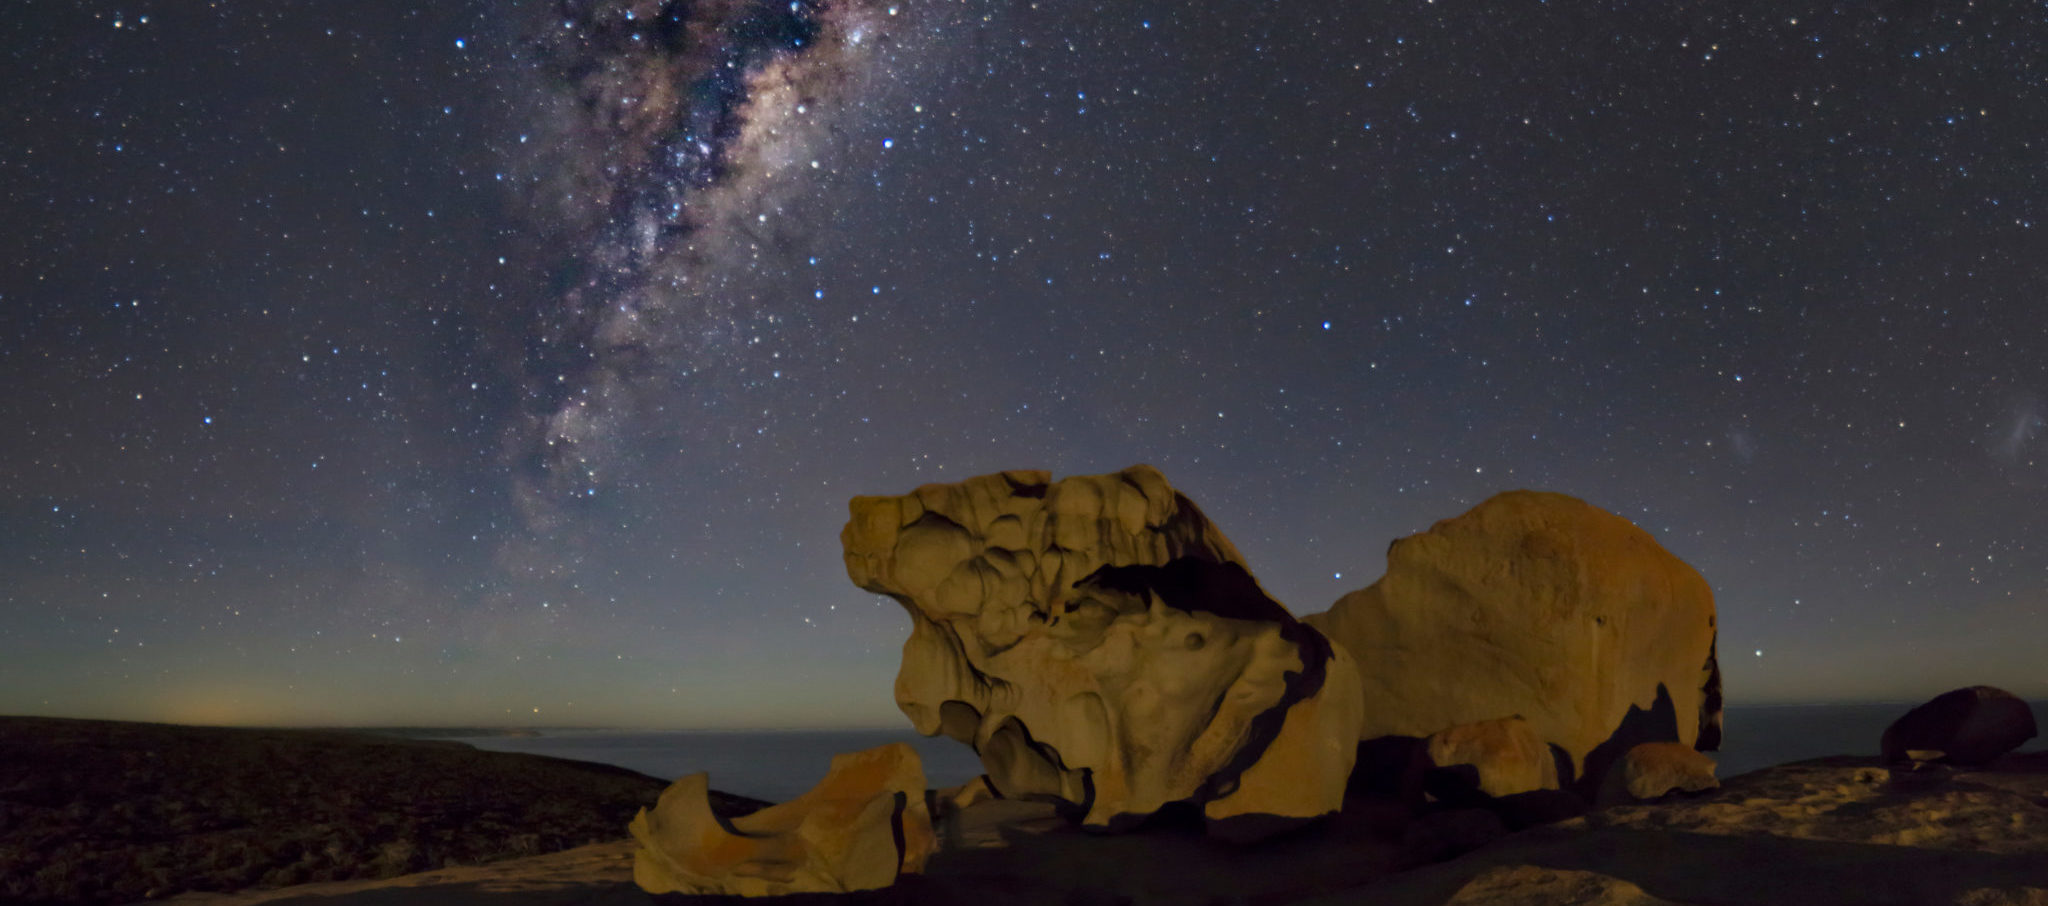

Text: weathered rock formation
xmin=627 ymin=743 xmax=935 ymax=896
xmin=1304 ymin=490 xmax=1720 ymax=793
xmin=1596 ymin=741 xmax=1719 ymax=806
xmin=1881 ymin=685 xmax=2039 ymax=766
xmin=1418 ymin=716 xmax=1561 ymax=801
xmin=178 ymin=753 xmax=2048 ymax=905
xmin=841 ymin=466 xmax=1363 ymax=836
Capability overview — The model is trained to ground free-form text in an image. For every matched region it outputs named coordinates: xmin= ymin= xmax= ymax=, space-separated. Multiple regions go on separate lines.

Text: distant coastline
xmin=0 ymin=716 xmax=767 ymax=905
xmin=292 ymin=701 xmax=2048 ymax=799
xmin=280 ymin=724 xmax=938 ymax=738
xmin=329 ymin=726 xmax=552 ymax=739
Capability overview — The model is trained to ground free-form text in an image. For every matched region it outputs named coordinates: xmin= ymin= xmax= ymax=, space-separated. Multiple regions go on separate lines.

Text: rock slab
xmin=1444 ymin=865 xmax=1683 ymax=906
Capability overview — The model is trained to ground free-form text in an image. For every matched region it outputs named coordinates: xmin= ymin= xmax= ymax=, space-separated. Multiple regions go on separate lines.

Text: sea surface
xmin=445 ymin=728 xmax=988 ymax=802
xmin=442 ymin=701 xmax=2048 ymax=803
xmin=1712 ymin=701 xmax=2047 ymax=777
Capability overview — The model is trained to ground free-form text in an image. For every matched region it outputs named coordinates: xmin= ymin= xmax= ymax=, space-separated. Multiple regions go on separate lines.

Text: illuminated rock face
xmin=1305 ymin=490 xmax=1721 ymax=792
xmin=1599 ymin=741 xmax=1720 ymax=805
xmin=1420 ymin=716 xmax=1560 ymax=800
xmin=627 ymin=743 xmax=934 ymax=897
xmin=841 ymin=465 xmax=1362 ymax=836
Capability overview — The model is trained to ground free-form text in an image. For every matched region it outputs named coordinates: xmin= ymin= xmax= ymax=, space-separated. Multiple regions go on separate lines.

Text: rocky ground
xmin=8 ymin=715 xmax=2046 ymax=906
xmin=128 ymin=750 xmax=2048 ymax=906
xmin=0 ymin=717 xmax=764 ymax=905
xmin=1318 ymin=751 xmax=2048 ymax=906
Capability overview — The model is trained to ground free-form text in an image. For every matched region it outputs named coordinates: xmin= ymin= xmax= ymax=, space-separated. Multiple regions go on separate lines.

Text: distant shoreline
xmin=20 ymin=700 xmax=2045 ymax=736
xmin=0 ymin=716 xmax=768 ymax=905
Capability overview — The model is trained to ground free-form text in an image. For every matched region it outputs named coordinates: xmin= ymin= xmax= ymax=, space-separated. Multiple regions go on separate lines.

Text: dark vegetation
xmin=0 ymin=717 xmax=764 ymax=905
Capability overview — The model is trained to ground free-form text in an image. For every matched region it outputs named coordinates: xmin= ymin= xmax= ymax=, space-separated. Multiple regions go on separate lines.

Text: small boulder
xmin=1597 ymin=741 xmax=1718 ymax=806
xmin=1416 ymin=715 xmax=1560 ymax=801
xmin=1881 ymin=686 xmax=2039 ymax=766
xmin=628 ymin=743 xmax=935 ymax=896
xmin=937 ymin=774 xmax=999 ymax=810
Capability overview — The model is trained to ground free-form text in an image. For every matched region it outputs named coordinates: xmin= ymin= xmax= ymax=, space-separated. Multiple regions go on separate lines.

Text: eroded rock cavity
xmin=628 ymin=743 xmax=934 ymax=896
xmin=841 ymin=465 xmax=1361 ymax=836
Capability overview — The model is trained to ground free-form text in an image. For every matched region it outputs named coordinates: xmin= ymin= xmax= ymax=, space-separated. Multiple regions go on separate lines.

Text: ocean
xmin=443 ymin=702 xmax=2048 ymax=803
xmin=447 ymin=728 xmax=989 ymax=802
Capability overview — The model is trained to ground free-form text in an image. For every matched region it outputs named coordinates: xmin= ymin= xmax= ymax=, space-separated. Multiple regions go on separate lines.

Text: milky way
xmin=7 ymin=0 xmax=2047 ymax=728
xmin=506 ymin=0 xmax=906 ymax=551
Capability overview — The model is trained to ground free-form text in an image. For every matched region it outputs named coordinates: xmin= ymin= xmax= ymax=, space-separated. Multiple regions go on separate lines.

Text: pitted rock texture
xmin=1420 ymin=716 xmax=1561 ymax=801
xmin=1305 ymin=490 xmax=1720 ymax=792
xmin=627 ymin=743 xmax=934 ymax=897
xmin=841 ymin=465 xmax=1362 ymax=835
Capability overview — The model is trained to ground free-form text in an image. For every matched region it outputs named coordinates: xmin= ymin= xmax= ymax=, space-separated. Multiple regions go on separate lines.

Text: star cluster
xmin=2 ymin=0 xmax=2043 ymax=727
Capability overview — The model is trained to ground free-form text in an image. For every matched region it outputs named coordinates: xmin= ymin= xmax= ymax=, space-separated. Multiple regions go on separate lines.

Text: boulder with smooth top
xmin=1881 ymin=686 xmax=2039 ymax=766
xmin=1305 ymin=490 xmax=1720 ymax=792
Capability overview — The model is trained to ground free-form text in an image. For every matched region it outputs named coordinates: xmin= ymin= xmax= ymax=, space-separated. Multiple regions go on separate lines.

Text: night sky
xmin=4 ymin=0 xmax=2045 ymax=729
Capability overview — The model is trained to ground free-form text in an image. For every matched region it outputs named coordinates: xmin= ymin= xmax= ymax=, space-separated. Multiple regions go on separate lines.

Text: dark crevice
xmin=1575 ymin=683 xmax=1681 ymax=798
xmin=1698 ymin=637 xmax=1724 ymax=752
xmin=1074 ymin=558 xmax=1333 ymax=815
